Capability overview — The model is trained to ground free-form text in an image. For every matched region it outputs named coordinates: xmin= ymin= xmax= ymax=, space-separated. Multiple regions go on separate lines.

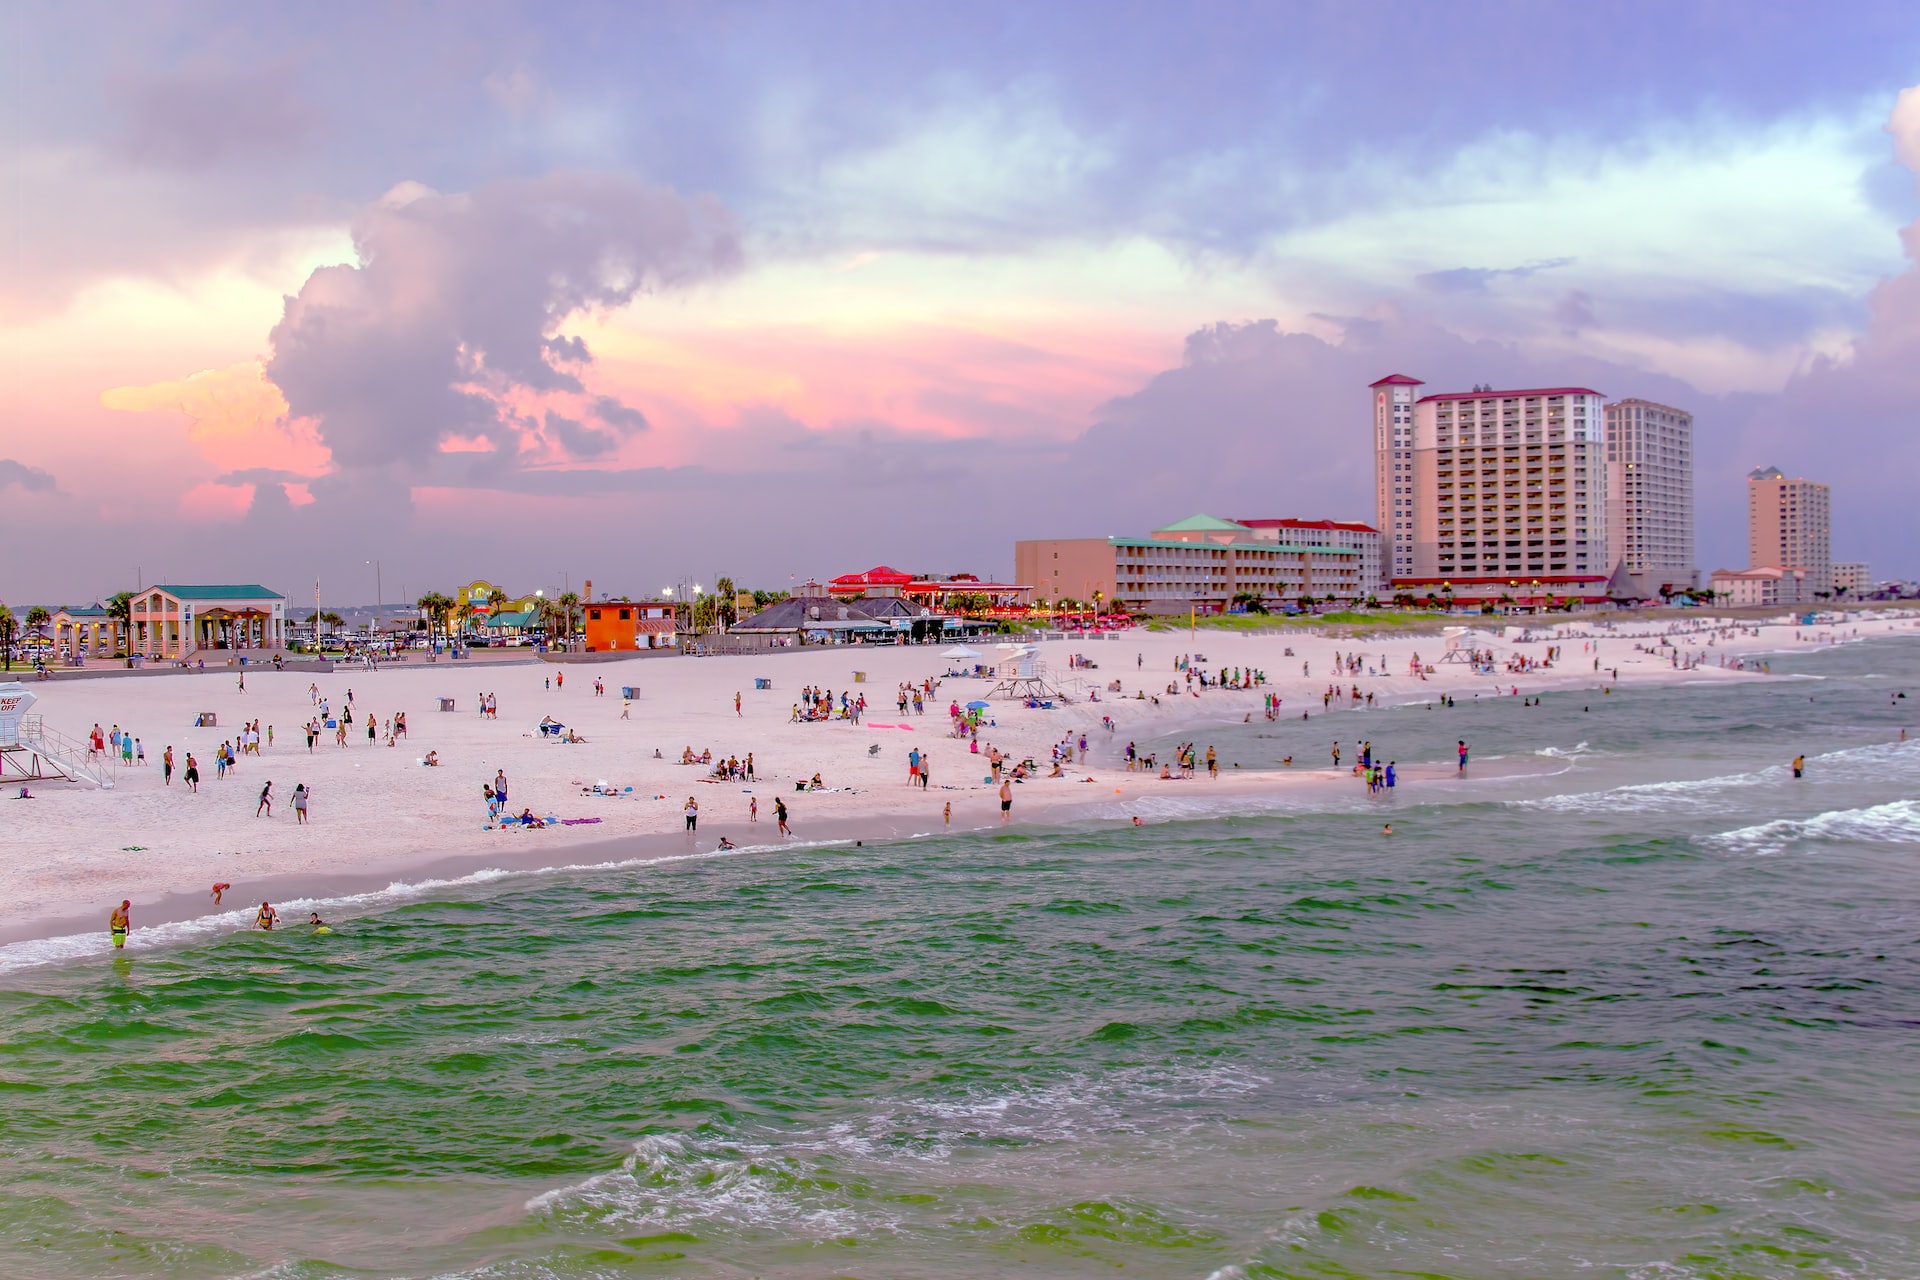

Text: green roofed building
xmin=130 ymin=585 xmax=288 ymax=657
xmin=1014 ymin=513 xmax=1379 ymax=613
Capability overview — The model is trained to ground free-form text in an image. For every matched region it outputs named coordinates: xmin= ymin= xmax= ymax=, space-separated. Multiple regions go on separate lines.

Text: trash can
xmin=195 ymin=712 xmax=218 ymax=727
xmin=621 ymin=686 xmax=639 ymax=699
xmin=753 ymin=678 xmax=771 ymax=690
xmin=852 ymin=671 xmax=867 ymax=683
xmin=438 ymin=698 xmax=456 ymax=712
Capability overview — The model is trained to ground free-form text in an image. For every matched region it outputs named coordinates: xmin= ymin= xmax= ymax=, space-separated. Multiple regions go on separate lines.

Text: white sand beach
xmin=5 ymin=611 xmax=1915 ymax=955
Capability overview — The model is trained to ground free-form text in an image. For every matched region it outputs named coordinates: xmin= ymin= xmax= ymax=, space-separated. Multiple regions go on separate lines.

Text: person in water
xmin=109 ymin=900 xmax=130 ymax=949
xmin=255 ymin=901 xmax=279 ymax=931
xmin=308 ymin=912 xmax=330 ymax=932
xmin=1792 ymin=753 xmax=1805 ymax=779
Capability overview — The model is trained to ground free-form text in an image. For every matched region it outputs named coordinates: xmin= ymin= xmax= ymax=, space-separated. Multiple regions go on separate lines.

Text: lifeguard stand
xmin=988 ymin=646 xmax=1067 ymax=701
xmin=0 ymin=683 xmax=112 ymax=788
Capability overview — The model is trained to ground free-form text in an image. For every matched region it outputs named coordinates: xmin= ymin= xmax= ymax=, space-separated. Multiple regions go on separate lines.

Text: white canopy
xmin=941 ymin=645 xmax=981 ymax=659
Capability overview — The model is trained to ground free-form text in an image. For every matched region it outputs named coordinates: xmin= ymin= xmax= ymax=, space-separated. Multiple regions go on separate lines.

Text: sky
xmin=4 ymin=0 xmax=1920 ymax=604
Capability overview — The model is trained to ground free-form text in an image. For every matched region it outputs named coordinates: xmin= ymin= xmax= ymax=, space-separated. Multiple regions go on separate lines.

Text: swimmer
xmin=1131 ymin=815 xmax=1144 ymax=826
xmin=210 ymin=882 xmax=230 ymax=905
xmin=255 ymin=901 xmax=278 ymax=931
xmin=308 ymin=912 xmax=331 ymax=933
xmin=1383 ymin=823 xmax=1393 ymax=836
xmin=109 ymin=900 xmax=130 ymax=949
xmin=717 ymin=836 xmax=736 ymax=850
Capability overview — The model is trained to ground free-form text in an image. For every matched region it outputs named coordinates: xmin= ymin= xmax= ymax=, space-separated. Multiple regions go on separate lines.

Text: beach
xmin=6 ymin=609 xmax=1915 ymax=961
xmin=5 ymin=621 xmax=1920 ymax=1278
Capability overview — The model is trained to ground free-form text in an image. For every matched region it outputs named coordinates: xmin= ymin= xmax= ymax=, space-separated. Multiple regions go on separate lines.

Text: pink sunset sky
xmin=4 ymin=4 xmax=1920 ymax=602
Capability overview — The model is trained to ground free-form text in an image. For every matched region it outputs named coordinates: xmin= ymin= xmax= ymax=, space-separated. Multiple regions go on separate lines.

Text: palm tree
xmin=715 ymin=576 xmax=737 ymax=627
xmin=25 ymin=605 xmax=50 ymax=640
xmin=556 ymin=591 xmax=581 ymax=649
xmin=455 ymin=599 xmax=478 ymax=639
xmin=0 ymin=604 xmax=15 ymax=671
xmin=415 ymin=592 xmax=454 ymax=644
xmin=536 ymin=597 xmax=563 ymax=647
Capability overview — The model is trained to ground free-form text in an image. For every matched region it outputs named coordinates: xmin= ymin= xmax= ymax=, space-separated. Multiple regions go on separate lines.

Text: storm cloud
xmin=264 ymin=173 xmax=740 ymax=472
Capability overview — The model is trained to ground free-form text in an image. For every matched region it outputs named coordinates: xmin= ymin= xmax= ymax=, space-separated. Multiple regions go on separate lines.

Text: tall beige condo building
xmin=1746 ymin=467 xmax=1830 ymax=595
xmin=1373 ymin=376 xmax=1611 ymax=599
xmin=1603 ymin=398 xmax=1696 ymax=595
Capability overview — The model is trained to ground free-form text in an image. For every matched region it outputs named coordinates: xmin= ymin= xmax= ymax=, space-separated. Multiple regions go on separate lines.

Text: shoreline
xmin=6 ymin=610 xmax=1914 ymax=971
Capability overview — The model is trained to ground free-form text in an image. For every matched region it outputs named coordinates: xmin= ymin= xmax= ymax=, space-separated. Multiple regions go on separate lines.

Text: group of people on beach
xmin=85 ymin=723 xmax=146 ymax=768
xmin=792 ymin=685 xmax=865 ymax=723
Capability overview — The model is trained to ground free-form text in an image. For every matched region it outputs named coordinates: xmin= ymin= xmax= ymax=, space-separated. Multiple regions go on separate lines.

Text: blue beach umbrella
xmin=966 ymin=700 xmax=991 ymax=710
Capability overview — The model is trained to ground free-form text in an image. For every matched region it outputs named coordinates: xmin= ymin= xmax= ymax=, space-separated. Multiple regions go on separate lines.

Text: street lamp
xmin=365 ymin=559 xmax=381 ymax=641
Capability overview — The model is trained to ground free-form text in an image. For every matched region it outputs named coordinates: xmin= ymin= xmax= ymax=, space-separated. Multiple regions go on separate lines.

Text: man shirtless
xmin=109 ymin=900 xmax=131 ymax=949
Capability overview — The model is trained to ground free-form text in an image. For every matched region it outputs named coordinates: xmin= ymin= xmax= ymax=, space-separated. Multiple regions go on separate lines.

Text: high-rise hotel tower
xmin=1603 ymin=398 xmax=1697 ymax=596
xmin=1372 ymin=376 xmax=1612 ymax=601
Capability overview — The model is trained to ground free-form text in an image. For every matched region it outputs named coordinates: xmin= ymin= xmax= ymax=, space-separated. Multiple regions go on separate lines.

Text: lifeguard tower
xmin=988 ymin=645 xmax=1067 ymax=702
xmin=0 ymin=683 xmax=112 ymax=788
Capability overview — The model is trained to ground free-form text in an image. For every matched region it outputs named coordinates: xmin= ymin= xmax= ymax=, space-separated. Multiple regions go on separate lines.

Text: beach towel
xmin=559 ymin=817 xmax=603 ymax=825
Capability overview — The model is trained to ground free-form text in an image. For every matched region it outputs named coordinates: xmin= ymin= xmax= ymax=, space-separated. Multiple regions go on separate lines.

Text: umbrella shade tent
xmin=965 ymin=700 xmax=992 ymax=710
xmin=940 ymin=645 xmax=981 ymax=659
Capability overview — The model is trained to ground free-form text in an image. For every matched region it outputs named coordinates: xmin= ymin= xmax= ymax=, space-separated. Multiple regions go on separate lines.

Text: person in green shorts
xmin=109 ymin=900 xmax=130 ymax=949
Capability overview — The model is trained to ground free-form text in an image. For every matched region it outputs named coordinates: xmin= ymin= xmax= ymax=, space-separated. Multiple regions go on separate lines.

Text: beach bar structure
xmin=130 ymin=585 xmax=288 ymax=658
xmin=582 ymin=601 xmax=677 ymax=652
xmin=826 ymin=566 xmax=1032 ymax=609
xmin=727 ymin=596 xmax=889 ymax=648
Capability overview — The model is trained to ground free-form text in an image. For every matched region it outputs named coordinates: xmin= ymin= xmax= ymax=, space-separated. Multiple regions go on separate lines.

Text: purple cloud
xmin=264 ymin=173 xmax=741 ymax=472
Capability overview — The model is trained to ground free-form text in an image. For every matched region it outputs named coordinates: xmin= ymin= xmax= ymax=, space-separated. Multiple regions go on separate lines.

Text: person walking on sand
xmin=238 ymin=670 xmax=245 ymax=693
xmin=999 ymin=779 xmax=1013 ymax=823
xmin=1457 ymin=740 xmax=1469 ymax=773
xmin=684 ymin=796 xmax=699 ymax=832
xmin=1792 ymin=753 xmax=1805 ymax=779
xmin=749 ymin=796 xmax=758 ymax=823
xmin=734 ymin=691 xmax=742 ymax=716
xmin=621 ymin=697 xmax=630 ymax=719
xmin=163 ymin=745 xmax=174 ymax=786
xmin=109 ymin=900 xmax=130 ymax=950
xmin=183 ymin=752 xmax=200 ymax=792
xmin=292 ymin=783 xmax=309 ymax=824
xmin=775 ymin=796 xmax=791 ymax=837
xmin=256 ymin=780 xmax=273 ymax=817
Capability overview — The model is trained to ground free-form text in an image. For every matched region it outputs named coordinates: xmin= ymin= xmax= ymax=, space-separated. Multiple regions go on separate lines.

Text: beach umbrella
xmin=941 ymin=645 xmax=980 ymax=659
xmin=966 ymin=700 xmax=991 ymax=710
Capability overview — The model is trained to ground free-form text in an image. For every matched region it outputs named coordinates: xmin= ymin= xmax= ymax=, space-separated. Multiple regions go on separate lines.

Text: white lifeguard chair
xmin=0 ymin=683 xmax=113 ymax=788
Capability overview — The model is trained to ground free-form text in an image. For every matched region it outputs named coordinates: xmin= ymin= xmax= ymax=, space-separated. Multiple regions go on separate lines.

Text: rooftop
xmin=149 ymin=584 xmax=286 ymax=601
xmin=1153 ymin=513 xmax=1251 ymax=533
xmin=1417 ymin=387 xmax=1602 ymax=404
xmin=1234 ymin=518 xmax=1378 ymax=534
xmin=1369 ymin=374 xmax=1425 ymax=387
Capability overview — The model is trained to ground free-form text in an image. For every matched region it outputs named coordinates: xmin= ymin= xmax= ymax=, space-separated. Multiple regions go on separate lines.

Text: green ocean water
xmin=3 ymin=639 xmax=1919 ymax=1278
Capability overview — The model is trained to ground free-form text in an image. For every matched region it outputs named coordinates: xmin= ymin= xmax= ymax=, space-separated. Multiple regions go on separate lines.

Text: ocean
xmin=2 ymin=637 xmax=1917 ymax=1278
